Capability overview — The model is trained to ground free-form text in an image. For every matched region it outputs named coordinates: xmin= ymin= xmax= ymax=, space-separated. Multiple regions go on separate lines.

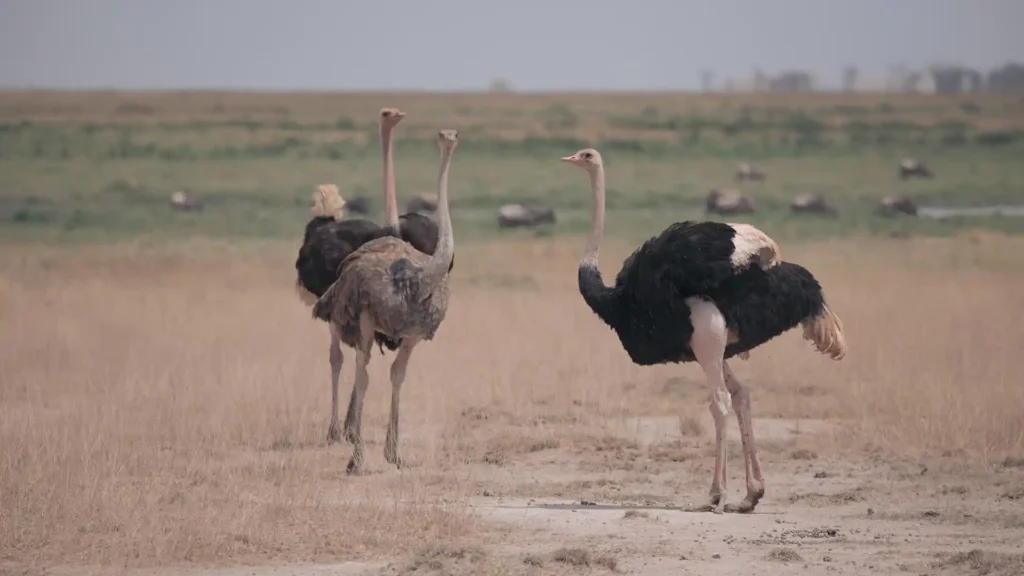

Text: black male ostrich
xmin=560 ymin=148 xmax=847 ymax=514
xmin=295 ymin=107 xmax=454 ymax=445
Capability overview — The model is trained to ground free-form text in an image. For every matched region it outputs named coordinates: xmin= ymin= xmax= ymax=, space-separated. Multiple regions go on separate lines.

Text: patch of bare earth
xmin=2 ymin=236 xmax=1024 ymax=575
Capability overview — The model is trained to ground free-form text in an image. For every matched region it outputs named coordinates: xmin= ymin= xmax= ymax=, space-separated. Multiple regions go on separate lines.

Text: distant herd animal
xmin=703 ymin=159 xmax=934 ymax=220
xmin=286 ymin=106 xmax=853 ymax=515
xmin=168 ymin=141 xmax=930 ymax=226
xmin=497 ymin=203 xmax=557 ymax=228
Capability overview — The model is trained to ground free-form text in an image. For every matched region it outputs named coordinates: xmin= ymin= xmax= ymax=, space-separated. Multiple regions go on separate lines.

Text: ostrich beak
xmin=560 ymin=155 xmax=576 ymax=163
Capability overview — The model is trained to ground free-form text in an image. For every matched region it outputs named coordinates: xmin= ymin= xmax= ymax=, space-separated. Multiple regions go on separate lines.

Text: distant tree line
xmin=715 ymin=62 xmax=1024 ymax=94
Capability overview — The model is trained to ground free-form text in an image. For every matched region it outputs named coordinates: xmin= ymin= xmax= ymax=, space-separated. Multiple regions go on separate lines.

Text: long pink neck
xmin=381 ymin=125 xmax=399 ymax=233
xmin=424 ymin=147 xmax=454 ymax=285
xmin=582 ymin=167 xmax=605 ymax=268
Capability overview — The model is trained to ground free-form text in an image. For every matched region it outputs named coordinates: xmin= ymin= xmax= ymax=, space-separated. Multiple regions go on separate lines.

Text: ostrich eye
xmin=382 ymin=111 xmax=390 ymax=117
xmin=583 ymin=152 xmax=592 ymax=160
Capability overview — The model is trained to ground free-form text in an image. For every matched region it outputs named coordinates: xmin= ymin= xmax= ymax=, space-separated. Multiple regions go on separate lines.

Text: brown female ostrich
xmin=561 ymin=148 xmax=846 ymax=514
xmin=312 ymin=129 xmax=459 ymax=474
xmin=294 ymin=108 xmax=454 ymax=445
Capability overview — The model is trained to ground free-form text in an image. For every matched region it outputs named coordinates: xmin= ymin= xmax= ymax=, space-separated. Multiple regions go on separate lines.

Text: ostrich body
xmin=344 ymin=195 xmax=371 ymax=215
xmin=294 ymin=108 xmax=454 ymax=445
xmin=312 ymin=129 xmax=459 ymax=474
xmin=735 ymin=162 xmax=766 ymax=182
xmin=170 ymin=190 xmax=204 ymax=212
xmin=790 ymin=193 xmax=839 ymax=217
xmin=562 ymin=148 xmax=847 ymax=514
xmin=877 ymin=195 xmax=919 ymax=217
xmin=497 ymin=203 xmax=557 ymax=229
xmin=406 ymin=193 xmax=439 ymax=215
xmin=705 ymin=188 xmax=757 ymax=216
xmin=899 ymin=158 xmax=934 ymax=180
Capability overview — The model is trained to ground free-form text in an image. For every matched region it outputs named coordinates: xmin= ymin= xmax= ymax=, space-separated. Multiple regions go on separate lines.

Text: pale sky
xmin=1 ymin=0 xmax=1022 ymax=91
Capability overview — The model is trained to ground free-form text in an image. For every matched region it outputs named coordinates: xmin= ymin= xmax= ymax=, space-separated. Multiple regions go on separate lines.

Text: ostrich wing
xmin=296 ymin=218 xmax=392 ymax=297
xmin=614 ymin=221 xmax=779 ymax=297
xmin=312 ymin=237 xmax=426 ymax=324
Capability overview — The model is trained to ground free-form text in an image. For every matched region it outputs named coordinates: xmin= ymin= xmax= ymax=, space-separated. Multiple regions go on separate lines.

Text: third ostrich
xmin=561 ymin=148 xmax=847 ymax=513
xmin=313 ymin=130 xmax=460 ymax=474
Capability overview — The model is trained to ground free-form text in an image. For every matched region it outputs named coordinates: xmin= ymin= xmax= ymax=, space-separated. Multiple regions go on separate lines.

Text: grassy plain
xmin=1 ymin=91 xmax=1024 ymax=575
xmin=1 ymin=90 xmax=1023 ymax=243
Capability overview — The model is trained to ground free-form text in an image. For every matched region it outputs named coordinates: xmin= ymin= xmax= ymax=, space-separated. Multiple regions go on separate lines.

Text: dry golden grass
xmin=1 ymin=232 xmax=1023 ymax=570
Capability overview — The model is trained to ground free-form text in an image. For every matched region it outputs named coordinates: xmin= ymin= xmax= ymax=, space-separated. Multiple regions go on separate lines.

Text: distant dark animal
xmin=293 ymin=108 xmax=454 ymax=446
xmin=877 ymin=195 xmax=919 ymax=216
xmin=899 ymin=158 xmax=934 ymax=180
xmin=497 ymin=203 xmax=557 ymax=229
xmin=561 ymin=147 xmax=847 ymax=515
xmin=406 ymin=193 xmax=438 ymax=214
xmin=312 ymin=130 xmax=460 ymax=475
xmin=706 ymin=188 xmax=757 ymax=216
xmin=790 ymin=193 xmax=839 ymax=217
xmin=344 ymin=195 xmax=371 ymax=215
xmin=169 ymin=191 xmax=204 ymax=212
xmin=736 ymin=162 xmax=767 ymax=182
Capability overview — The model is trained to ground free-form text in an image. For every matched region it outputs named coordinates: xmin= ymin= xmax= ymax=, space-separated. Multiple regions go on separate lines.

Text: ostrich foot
xmin=724 ymin=488 xmax=764 ymax=514
xmin=327 ymin=421 xmax=342 ymax=444
xmin=342 ymin=420 xmax=359 ymax=445
xmin=384 ymin=450 xmax=404 ymax=468
xmin=346 ymin=446 xmax=365 ymax=475
xmin=681 ymin=493 xmax=724 ymax=514
xmin=345 ymin=457 xmax=363 ymax=476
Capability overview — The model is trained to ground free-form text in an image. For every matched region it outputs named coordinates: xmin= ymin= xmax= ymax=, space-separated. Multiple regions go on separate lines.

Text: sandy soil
xmin=26 ymin=416 xmax=1024 ymax=576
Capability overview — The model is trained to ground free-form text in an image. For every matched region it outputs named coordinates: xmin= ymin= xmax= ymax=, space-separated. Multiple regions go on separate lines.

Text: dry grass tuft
xmin=677 ymin=414 xmax=706 ymax=437
xmin=2 ymin=234 xmax=1023 ymax=569
xmin=622 ymin=510 xmax=650 ymax=519
xmin=550 ymin=547 xmax=618 ymax=571
xmin=790 ymin=449 xmax=818 ymax=460
xmin=521 ymin=553 xmax=546 ymax=567
xmin=404 ymin=544 xmax=488 ymax=574
xmin=932 ymin=549 xmax=1024 ymax=576
xmin=765 ymin=547 xmax=804 ymax=563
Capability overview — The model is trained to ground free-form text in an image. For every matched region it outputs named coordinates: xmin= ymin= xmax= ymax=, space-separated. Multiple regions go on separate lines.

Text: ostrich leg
xmin=384 ymin=338 xmax=420 ymax=468
xmin=344 ymin=315 xmax=375 ymax=475
xmin=723 ymin=361 xmax=765 ymax=513
xmin=327 ymin=325 xmax=344 ymax=444
xmin=684 ymin=298 xmax=732 ymax=514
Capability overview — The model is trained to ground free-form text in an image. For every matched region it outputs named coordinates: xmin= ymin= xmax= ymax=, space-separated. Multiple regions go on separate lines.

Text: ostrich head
xmin=379 ymin=107 xmax=406 ymax=129
xmin=437 ymin=129 xmax=459 ymax=151
xmin=312 ymin=184 xmax=346 ymax=218
xmin=560 ymin=148 xmax=603 ymax=172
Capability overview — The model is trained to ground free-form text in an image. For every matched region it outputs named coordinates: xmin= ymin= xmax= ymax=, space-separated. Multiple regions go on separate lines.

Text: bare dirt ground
xmin=3 ymin=234 xmax=1024 ymax=576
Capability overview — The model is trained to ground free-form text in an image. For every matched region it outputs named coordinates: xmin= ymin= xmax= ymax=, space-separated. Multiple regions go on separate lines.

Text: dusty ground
xmin=2 ymin=234 xmax=1024 ymax=576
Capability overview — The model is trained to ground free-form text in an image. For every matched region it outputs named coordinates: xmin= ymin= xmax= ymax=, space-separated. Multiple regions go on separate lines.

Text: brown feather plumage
xmin=312 ymin=234 xmax=451 ymax=348
xmin=312 ymin=127 xmax=458 ymax=475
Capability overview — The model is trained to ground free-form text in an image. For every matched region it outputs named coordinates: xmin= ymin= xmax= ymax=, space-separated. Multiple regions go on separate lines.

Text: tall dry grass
xmin=1 ymin=233 xmax=1022 ymax=568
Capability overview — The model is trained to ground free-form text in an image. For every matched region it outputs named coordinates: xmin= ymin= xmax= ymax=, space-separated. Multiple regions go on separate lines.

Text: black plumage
xmin=579 ymin=250 xmax=829 ymax=366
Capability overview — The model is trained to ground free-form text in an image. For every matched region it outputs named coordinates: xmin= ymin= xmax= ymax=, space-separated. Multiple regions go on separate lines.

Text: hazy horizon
xmin=2 ymin=0 xmax=1022 ymax=92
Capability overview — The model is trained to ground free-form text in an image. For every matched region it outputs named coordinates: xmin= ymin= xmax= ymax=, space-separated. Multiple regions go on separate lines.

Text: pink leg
xmin=384 ymin=337 xmax=419 ymax=468
xmin=344 ymin=315 xmax=375 ymax=475
xmin=684 ymin=298 xmax=732 ymax=514
xmin=723 ymin=361 xmax=764 ymax=513
xmin=327 ymin=326 xmax=344 ymax=444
